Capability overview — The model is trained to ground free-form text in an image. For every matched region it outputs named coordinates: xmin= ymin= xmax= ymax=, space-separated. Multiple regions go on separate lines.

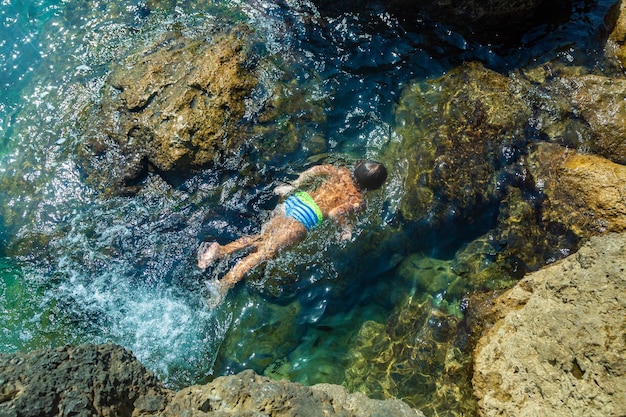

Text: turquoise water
xmin=0 ymin=0 xmax=618 ymax=413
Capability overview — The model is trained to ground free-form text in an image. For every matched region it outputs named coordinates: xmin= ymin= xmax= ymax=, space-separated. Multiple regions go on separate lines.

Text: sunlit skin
xmin=198 ymin=163 xmax=385 ymax=297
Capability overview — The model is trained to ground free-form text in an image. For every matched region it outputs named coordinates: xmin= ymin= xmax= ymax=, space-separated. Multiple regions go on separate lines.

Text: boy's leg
xmin=197 ymin=235 xmax=261 ymax=269
xmin=218 ymin=218 xmax=307 ymax=289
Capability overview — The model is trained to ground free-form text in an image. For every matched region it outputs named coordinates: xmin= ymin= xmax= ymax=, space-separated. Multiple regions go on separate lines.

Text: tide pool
xmin=0 ymin=0 xmax=619 ymax=415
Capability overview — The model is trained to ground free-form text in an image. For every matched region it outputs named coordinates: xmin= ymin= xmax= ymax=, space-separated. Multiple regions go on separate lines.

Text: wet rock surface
xmin=0 ymin=344 xmax=425 ymax=417
xmin=390 ymin=62 xmax=531 ymax=226
xmin=362 ymin=56 xmax=626 ymax=414
xmin=473 ymin=232 xmax=626 ymax=417
xmin=529 ymin=142 xmax=626 ymax=235
xmin=81 ymin=29 xmax=259 ymax=192
xmin=607 ymin=0 xmax=626 ymax=68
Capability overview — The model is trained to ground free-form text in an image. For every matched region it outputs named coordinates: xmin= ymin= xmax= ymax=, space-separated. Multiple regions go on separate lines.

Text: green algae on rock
xmin=390 ymin=62 xmax=531 ymax=225
xmin=344 ymin=292 xmax=475 ymax=416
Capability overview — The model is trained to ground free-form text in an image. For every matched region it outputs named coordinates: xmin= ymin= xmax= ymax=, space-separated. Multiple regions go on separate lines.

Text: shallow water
xmin=0 ymin=0 xmax=619 ymax=413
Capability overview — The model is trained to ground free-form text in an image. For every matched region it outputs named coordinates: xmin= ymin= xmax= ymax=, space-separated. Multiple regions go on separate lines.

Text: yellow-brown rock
xmin=530 ymin=142 xmax=626 ymax=235
xmin=607 ymin=0 xmax=626 ymax=68
xmin=473 ymin=233 xmax=626 ymax=417
xmin=567 ymin=74 xmax=626 ymax=164
xmin=81 ymin=29 xmax=258 ymax=192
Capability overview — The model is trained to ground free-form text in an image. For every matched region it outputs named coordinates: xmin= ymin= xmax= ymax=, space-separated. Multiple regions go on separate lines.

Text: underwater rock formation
xmin=0 ymin=344 xmax=425 ymax=417
xmin=473 ymin=232 xmax=626 ymax=416
xmin=81 ymin=29 xmax=258 ymax=192
xmin=344 ymin=287 xmax=474 ymax=416
xmin=163 ymin=369 xmax=425 ymax=417
xmin=390 ymin=61 xmax=531 ymax=226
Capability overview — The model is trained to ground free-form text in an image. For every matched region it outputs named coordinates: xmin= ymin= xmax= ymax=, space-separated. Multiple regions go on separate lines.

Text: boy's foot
xmin=197 ymin=241 xmax=221 ymax=269
xmin=204 ymin=280 xmax=227 ymax=309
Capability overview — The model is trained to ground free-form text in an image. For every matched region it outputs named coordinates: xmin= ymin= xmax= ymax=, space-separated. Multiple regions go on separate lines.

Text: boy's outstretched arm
xmin=274 ymin=165 xmax=334 ymax=196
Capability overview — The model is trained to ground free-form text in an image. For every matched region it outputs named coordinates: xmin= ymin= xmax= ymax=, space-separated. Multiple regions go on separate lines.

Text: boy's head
xmin=353 ymin=161 xmax=388 ymax=191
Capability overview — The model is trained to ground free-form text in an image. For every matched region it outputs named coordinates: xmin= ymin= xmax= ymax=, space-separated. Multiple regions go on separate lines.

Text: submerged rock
xmin=473 ymin=232 xmax=626 ymax=416
xmin=390 ymin=61 xmax=531 ymax=226
xmin=0 ymin=344 xmax=425 ymax=417
xmin=345 ymin=288 xmax=474 ymax=416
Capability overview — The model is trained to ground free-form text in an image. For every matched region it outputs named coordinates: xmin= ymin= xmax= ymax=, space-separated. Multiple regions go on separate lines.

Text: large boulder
xmin=162 ymin=369 xmax=425 ymax=417
xmin=390 ymin=62 xmax=531 ymax=226
xmin=81 ymin=29 xmax=258 ymax=192
xmin=472 ymin=232 xmax=626 ymax=416
xmin=0 ymin=344 xmax=172 ymax=417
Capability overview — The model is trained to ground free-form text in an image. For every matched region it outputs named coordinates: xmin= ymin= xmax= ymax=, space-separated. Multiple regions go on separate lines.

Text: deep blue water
xmin=0 ymin=0 xmax=619 ymax=411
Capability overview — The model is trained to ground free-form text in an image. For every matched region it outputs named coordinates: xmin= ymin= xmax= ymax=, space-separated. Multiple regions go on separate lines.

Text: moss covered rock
xmin=389 ymin=62 xmax=531 ymax=225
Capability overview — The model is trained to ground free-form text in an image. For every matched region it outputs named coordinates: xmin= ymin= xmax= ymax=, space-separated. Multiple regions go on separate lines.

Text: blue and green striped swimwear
xmin=285 ymin=191 xmax=323 ymax=231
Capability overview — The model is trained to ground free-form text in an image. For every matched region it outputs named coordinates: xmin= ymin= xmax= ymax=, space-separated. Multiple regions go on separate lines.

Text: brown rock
xmin=161 ymin=369 xmax=425 ymax=417
xmin=82 ymin=29 xmax=258 ymax=191
xmin=0 ymin=345 xmax=424 ymax=417
xmin=473 ymin=232 xmax=626 ymax=416
xmin=607 ymin=0 xmax=626 ymax=69
xmin=0 ymin=344 xmax=172 ymax=417
xmin=567 ymin=74 xmax=626 ymax=164
xmin=389 ymin=62 xmax=531 ymax=224
xmin=530 ymin=142 xmax=626 ymax=235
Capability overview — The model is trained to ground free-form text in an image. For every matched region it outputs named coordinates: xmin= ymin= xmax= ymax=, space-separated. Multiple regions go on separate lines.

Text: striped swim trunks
xmin=284 ymin=191 xmax=323 ymax=231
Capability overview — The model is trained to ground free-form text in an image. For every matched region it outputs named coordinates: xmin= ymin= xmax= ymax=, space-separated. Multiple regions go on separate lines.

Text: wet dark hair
xmin=353 ymin=161 xmax=388 ymax=190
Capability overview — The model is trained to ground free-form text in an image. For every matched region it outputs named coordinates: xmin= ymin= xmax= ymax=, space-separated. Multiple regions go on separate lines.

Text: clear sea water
xmin=0 ymin=0 xmax=618 ymax=414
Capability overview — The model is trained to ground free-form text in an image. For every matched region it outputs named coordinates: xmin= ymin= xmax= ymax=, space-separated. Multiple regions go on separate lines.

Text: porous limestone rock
xmin=0 ymin=344 xmax=424 ymax=417
xmin=473 ymin=233 xmax=626 ymax=417
xmin=162 ymin=369 xmax=426 ymax=417
xmin=0 ymin=344 xmax=172 ymax=417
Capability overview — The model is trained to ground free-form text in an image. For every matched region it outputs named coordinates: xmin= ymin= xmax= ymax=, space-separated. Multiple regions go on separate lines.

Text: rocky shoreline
xmin=1 ymin=233 xmax=624 ymax=416
xmin=473 ymin=233 xmax=626 ymax=416
xmin=1 ymin=0 xmax=626 ymax=415
xmin=0 ymin=343 xmax=425 ymax=417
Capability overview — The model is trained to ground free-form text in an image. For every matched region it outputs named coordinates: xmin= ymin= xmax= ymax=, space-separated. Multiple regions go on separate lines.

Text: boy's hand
xmin=274 ymin=184 xmax=295 ymax=196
